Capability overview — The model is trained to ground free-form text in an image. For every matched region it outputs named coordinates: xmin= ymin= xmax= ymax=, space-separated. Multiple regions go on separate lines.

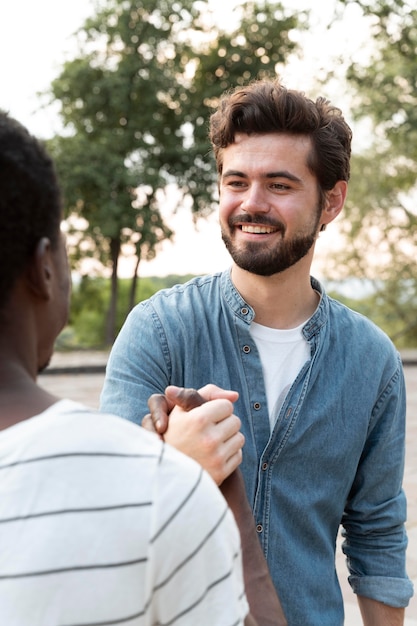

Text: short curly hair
xmin=209 ymin=79 xmax=352 ymax=196
xmin=0 ymin=111 xmax=62 ymax=310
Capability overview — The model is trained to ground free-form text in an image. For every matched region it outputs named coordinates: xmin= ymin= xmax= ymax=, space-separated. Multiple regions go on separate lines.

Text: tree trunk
xmin=128 ymin=253 xmax=141 ymax=313
xmin=105 ymin=237 xmax=121 ymax=345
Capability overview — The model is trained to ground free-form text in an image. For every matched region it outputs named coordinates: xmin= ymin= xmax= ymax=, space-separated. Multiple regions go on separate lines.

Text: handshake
xmin=142 ymin=384 xmax=287 ymax=626
xmin=142 ymin=384 xmax=243 ymax=485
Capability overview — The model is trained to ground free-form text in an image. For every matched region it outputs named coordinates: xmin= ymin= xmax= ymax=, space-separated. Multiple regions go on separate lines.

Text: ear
xmin=320 ymin=181 xmax=348 ymax=229
xmin=26 ymin=237 xmax=54 ymax=300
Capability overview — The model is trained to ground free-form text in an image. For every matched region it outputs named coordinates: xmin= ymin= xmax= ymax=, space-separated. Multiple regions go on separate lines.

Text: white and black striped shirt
xmin=0 ymin=400 xmax=248 ymax=625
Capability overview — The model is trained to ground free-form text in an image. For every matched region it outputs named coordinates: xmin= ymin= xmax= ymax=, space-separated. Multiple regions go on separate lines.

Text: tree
xmin=325 ymin=0 xmax=417 ymax=345
xmin=47 ymin=0 xmax=305 ymax=344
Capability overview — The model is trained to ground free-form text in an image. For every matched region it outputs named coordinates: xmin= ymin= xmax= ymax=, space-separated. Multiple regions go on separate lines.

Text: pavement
xmin=39 ymin=349 xmax=417 ymax=624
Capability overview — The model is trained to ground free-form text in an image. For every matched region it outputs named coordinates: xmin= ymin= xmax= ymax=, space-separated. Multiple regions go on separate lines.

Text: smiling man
xmin=219 ymin=133 xmax=337 ymax=279
xmin=101 ymin=79 xmax=414 ymax=625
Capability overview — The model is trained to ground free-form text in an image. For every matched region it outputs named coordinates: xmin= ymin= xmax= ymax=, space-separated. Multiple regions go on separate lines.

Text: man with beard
xmin=100 ymin=79 xmax=413 ymax=625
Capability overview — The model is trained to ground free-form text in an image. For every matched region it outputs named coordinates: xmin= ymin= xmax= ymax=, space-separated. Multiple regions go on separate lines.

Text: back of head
xmin=209 ymin=78 xmax=352 ymax=193
xmin=0 ymin=112 xmax=62 ymax=311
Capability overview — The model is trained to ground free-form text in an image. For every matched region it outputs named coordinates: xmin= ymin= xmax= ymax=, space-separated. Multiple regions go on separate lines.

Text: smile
xmin=241 ymin=225 xmax=278 ymax=234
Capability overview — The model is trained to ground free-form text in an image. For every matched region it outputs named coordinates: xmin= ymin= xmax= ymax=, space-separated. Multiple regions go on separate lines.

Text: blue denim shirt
xmin=101 ymin=270 xmax=413 ymax=625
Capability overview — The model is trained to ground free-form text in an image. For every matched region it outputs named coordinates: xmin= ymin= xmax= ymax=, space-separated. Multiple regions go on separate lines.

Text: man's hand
xmin=142 ymin=384 xmax=239 ymax=435
xmin=143 ymin=385 xmax=243 ymax=485
xmin=143 ymin=385 xmax=287 ymax=625
xmin=142 ymin=395 xmax=169 ymax=436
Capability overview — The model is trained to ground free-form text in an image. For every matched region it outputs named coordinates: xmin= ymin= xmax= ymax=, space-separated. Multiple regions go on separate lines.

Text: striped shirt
xmin=0 ymin=399 xmax=248 ymax=625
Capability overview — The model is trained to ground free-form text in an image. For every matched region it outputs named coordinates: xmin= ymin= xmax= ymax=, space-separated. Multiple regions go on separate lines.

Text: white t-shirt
xmin=250 ymin=321 xmax=310 ymax=430
xmin=0 ymin=400 xmax=248 ymax=625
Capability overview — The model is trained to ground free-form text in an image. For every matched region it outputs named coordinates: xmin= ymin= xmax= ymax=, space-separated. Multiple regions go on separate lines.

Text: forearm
xmin=146 ymin=386 xmax=287 ymax=624
xmin=357 ymin=596 xmax=404 ymax=626
xmin=221 ymin=470 xmax=287 ymax=626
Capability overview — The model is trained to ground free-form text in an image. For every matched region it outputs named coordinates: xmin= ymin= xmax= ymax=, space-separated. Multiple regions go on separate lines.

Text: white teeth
xmin=241 ymin=225 xmax=276 ymax=234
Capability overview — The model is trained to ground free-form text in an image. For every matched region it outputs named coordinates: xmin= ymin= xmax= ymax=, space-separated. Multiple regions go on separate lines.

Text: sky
xmin=0 ymin=0 xmax=370 ymax=277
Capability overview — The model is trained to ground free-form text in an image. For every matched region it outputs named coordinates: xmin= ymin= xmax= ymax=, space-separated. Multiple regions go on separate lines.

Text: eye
xmin=270 ymin=182 xmax=290 ymax=191
xmin=224 ymin=179 xmax=247 ymax=188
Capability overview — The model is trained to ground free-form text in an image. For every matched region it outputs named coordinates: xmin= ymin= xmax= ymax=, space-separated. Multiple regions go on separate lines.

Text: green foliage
xmin=152 ymin=273 xmax=196 ymax=289
xmin=320 ymin=0 xmax=417 ymax=345
xmin=67 ymin=276 xmax=108 ymax=348
xmin=63 ymin=274 xmax=194 ymax=348
xmin=182 ymin=1 xmax=304 ymax=214
xmin=46 ymin=0 xmax=417 ymax=348
xmin=46 ymin=0 xmax=305 ymax=343
xmin=49 ymin=0 xmax=305 ymax=224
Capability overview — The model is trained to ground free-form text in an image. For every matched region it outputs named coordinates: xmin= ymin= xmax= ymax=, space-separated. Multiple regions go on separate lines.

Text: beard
xmin=221 ymin=212 xmax=321 ymax=277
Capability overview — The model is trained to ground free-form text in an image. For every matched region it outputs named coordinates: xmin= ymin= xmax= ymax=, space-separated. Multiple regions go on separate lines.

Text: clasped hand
xmin=142 ymin=385 xmax=245 ymax=485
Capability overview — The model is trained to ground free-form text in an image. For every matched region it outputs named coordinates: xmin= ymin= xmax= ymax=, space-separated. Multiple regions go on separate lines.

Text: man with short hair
xmin=101 ymin=79 xmax=414 ymax=625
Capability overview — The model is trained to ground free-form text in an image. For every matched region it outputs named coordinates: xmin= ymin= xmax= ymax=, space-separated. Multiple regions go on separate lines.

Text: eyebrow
xmin=222 ymin=169 xmax=302 ymax=182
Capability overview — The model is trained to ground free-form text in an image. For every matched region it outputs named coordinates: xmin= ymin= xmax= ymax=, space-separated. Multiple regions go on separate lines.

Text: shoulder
xmin=6 ymin=400 xmax=229 ymax=503
xmin=119 ymin=273 xmax=225 ymax=333
xmin=312 ymin=279 xmax=402 ymax=379
xmin=136 ymin=272 xmax=223 ymax=310
xmin=326 ymin=296 xmax=393 ymax=348
xmin=314 ymin=279 xmax=391 ymax=343
xmin=324 ymin=296 xmax=403 ymax=384
xmin=12 ymin=399 xmax=165 ymax=460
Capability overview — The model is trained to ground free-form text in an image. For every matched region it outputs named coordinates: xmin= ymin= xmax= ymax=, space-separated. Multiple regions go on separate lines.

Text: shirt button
xmin=256 ymin=524 xmax=263 ymax=533
xmin=262 ymin=462 xmax=268 ymax=471
xmin=253 ymin=402 xmax=261 ymax=410
xmin=243 ymin=345 xmax=251 ymax=353
xmin=241 ymin=307 xmax=249 ymax=315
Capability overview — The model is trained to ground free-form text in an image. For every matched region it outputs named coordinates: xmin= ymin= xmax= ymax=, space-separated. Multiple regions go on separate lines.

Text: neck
xmin=0 ymin=285 xmax=60 ymax=430
xmin=231 ymin=262 xmax=319 ymax=329
xmin=0 ymin=361 xmax=58 ymax=430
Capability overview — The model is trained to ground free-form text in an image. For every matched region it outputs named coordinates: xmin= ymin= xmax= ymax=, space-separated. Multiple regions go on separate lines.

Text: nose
xmin=240 ymin=184 xmax=270 ymax=214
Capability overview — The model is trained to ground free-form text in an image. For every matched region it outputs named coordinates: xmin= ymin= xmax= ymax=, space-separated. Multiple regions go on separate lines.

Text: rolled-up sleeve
xmin=341 ymin=357 xmax=414 ymax=606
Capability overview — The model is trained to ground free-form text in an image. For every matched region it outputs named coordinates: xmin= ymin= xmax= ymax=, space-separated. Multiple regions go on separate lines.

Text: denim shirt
xmin=101 ymin=269 xmax=413 ymax=625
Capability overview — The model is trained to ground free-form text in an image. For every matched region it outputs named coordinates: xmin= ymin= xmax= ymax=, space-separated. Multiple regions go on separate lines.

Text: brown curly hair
xmin=209 ymin=79 xmax=352 ymax=199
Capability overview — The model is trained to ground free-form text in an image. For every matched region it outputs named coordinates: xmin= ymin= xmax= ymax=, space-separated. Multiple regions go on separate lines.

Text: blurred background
xmin=2 ymin=0 xmax=417 ymax=349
